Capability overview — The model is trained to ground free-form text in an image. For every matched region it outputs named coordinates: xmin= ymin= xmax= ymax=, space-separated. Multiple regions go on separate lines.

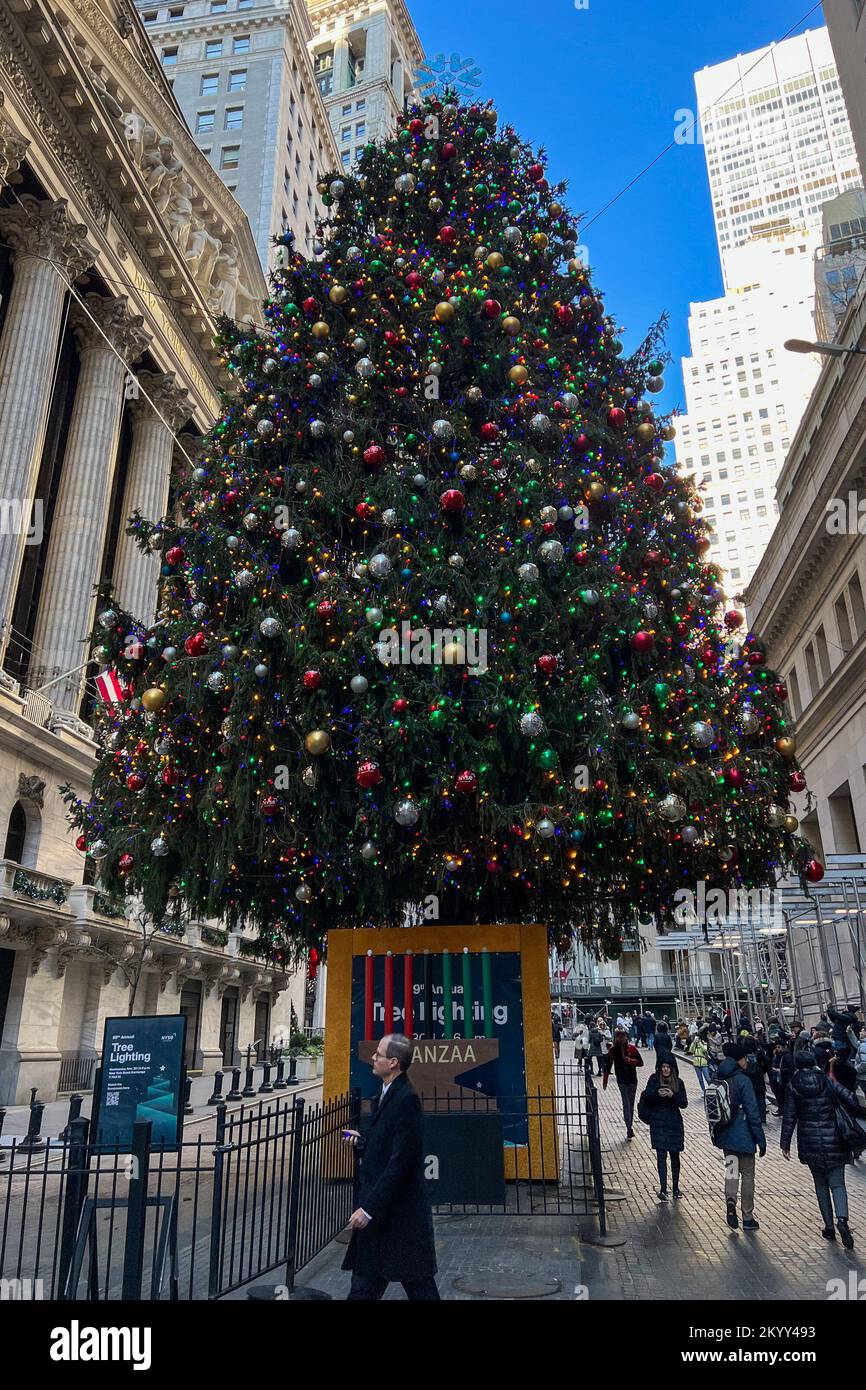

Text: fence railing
xmin=57 ymin=1052 xmax=98 ymax=1095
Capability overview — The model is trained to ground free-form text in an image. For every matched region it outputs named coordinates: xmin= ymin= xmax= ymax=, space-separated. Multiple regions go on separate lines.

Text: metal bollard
xmin=242 ymin=1065 xmax=256 ymax=1099
xmin=184 ymin=1075 xmax=194 ymax=1116
xmin=274 ymin=1058 xmax=288 ymax=1090
xmin=258 ymin=1062 xmax=273 ymax=1095
xmin=59 ymin=1094 xmax=83 ymax=1141
xmin=19 ymin=1098 xmax=46 ymax=1153
xmin=0 ymin=1105 xmax=6 ymax=1162
xmin=207 ymin=1069 xmax=225 ymax=1106
xmin=226 ymin=1067 xmax=243 ymax=1101
xmin=286 ymin=1055 xmax=299 ymax=1086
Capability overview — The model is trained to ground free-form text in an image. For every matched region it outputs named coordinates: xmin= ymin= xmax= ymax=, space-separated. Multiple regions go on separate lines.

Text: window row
xmin=200 ymin=69 xmax=246 ymax=95
xmin=162 ymin=34 xmax=250 ymax=64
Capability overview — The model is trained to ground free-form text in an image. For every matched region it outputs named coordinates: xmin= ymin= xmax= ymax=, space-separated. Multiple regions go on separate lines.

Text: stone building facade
xmin=0 ymin=0 xmax=304 ymax=1106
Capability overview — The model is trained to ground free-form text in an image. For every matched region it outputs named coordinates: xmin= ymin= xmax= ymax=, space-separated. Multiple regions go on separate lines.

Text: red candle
xmin=403 ymin=951 xmax=414 ymax=1036
xmin=384 ymin=951 xmax=394 ymax=1034
xmin=364 ymin=950 xmax=374 ymax=1041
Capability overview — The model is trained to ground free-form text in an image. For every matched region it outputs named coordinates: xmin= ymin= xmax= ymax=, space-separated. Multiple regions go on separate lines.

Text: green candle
xmin=462 ymin=947 xmax=473 ymax=1038
xmin=442 ymin=949 xmax=453 ymax=1039
xmin=481 ymin=948 xmax=493 ymax=1038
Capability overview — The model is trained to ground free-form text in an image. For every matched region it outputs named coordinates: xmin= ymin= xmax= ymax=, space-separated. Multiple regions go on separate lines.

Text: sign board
xmin=421 ymin=1113 xmax=505 ymax=1206
xmin=95 ymin=1015 xmax=187 ymax=1152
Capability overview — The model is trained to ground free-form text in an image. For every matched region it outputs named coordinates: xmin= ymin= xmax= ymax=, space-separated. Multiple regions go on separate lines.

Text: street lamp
xmin=784 ymin=337 xmax=866 ymax=358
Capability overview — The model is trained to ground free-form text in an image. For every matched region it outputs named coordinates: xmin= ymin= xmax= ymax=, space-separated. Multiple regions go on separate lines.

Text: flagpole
xmin=30 ymin=661 xmax=93 ymax=696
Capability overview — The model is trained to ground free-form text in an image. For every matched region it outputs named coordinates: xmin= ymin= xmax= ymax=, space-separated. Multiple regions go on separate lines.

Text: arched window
xmin=3 ymin=802 xmax=26 ymax=864
xmin=3 ymin=800 xmax=40 ymax=868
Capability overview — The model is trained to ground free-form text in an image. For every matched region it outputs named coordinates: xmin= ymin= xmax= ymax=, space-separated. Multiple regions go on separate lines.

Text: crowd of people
xmin=553 ymin=1001 xmax=866 ymax=1245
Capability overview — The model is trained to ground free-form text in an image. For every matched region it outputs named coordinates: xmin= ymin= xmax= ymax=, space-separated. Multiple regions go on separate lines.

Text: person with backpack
xmin=602 ymin=1027 xmax=644 ymax=1139
xmin=780 ymin=1048 xmax=865 ymax=1249
xmin=706 ymin=1026 xmax=725 ymax=1078
xmin=688 ymin=1032 xmax=711 ymax=1092
xmin=707 ymin=1043 xmax=766 ymax=1232
xmin=741 ymin=1035 xmax=770 ymax=1124
xmin=588 ymin=1020 xmax=606 ymax=1075
xmin=638 ymin=1057 xmax=688 ymax=1200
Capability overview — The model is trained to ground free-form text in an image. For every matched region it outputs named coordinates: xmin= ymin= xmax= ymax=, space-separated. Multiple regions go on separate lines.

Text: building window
xmin=221 ymin=145 xmax=240 ymax=169
xmin=201 ymin=73 xmax=219 ymax=96
xmin=238 ymin=0 xmax=253 ymax=7
xmin=225 ymin=106 xmax=244 ymax=130
xmin=315 ymin=49 xmax=334 ymax=97
xmin=161 ymin=47 xmax=178 ymax=65
xmin=341 ymin=126 xmax=351 ymax=142
xmin=788 ymin=667 xmax=802 ymax=720
xmin=233 ymin=35 xmax=250 ymax=53
xmin=356 ymin=121 xmax=366 ymax=138
xmin=228 ymin=68 xmax=246 ymax=91
xmin=836 ymin=593 xmax=854 ymax=654
xmin=356 ymin=99 xmax=365 ymax=111
xmin=211 ymin=0 xmax=227 ymax=10
xmin=143 ymin=10 xmax=158 ymax=20
xmin=168 ymin=5 xmax=185 ymax=16
xmin=205 ymin=39 xmax=223 ymax=59
xmin=196 ymin=111 xmax=215 ymax=134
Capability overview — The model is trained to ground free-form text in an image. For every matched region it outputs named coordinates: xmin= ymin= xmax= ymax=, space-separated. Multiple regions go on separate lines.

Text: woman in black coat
xmin=780 ymin=1049 xmax=862 ymax=1248
xmin=654 ymin=1023 xmax=674 ymax=1063
xmin=638 ymin=1058 xmax=688 ymax=1201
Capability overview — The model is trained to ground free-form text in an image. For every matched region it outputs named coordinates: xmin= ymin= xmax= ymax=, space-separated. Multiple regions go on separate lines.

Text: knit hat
xmin=723 ymin=1042 xmax=746 ymax=1061
xmin=795 ymin=1049 xmax=817 ymax=1069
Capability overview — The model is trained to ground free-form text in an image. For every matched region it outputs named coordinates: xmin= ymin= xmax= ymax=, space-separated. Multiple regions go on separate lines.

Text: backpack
xmin=704 ymin=1077 xmax=734 ymax=1135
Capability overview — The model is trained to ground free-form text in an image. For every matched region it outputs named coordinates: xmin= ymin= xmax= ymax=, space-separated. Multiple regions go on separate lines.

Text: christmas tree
xmin=65 ymin=93 xmax=819 ymax=962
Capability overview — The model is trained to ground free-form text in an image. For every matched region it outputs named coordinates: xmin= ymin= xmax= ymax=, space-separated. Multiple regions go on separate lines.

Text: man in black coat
xmin=342 ymin=1034 xmax=439 ymax=1300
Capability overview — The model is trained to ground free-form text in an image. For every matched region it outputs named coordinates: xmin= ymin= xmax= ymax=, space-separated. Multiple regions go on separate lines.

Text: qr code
xmin=106 ymin=1092 xmax=119 ymax=1107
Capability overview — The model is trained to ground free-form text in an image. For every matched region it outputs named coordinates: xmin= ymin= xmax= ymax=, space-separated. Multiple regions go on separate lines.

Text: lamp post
xmin=784 ymin=338 xmax=866 ymax=359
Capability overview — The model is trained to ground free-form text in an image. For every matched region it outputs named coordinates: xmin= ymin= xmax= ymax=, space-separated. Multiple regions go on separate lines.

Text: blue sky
xmin=407 ymin=0 xmax=826 ymax=416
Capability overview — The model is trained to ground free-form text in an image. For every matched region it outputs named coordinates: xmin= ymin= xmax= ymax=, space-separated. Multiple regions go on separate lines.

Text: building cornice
xmin=306 ymin=0 xmax=424 ymax=65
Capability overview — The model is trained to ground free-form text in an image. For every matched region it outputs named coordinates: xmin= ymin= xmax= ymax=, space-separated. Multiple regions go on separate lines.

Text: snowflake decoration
xmin=413 ymin=53 xmax=483 ymax=101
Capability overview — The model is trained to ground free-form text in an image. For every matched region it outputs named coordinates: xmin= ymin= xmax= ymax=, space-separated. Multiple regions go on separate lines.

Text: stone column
xmin=0 ymin=199 xmax=96 ymax=660
xmin=111 ymin=371 xmax=190 ymax=625
xmin=30 ymin=295 xmax=149 ymax=708
xmin=0 ymin=114 xmax=29 ymax=183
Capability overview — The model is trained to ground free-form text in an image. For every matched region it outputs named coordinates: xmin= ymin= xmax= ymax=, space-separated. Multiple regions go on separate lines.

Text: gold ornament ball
xmin=311 ymin=321 xmax=330 ymax=339
xmin=486 ymin=252 xmax=505 ymax=270
xmin=587 ymin=480 xmax=605 ymax=503
xmin=548 ymin=201 xmax=563 ymax=218
xmin=502 ymin=315 xmax=521 ymax=336
xmin=142 ymin=687 xmax=167 ymax=712
xmin=532 ymin=232 xmax=549 ymax=251
xmin=434 ymin=301 xmax=455 ymax=324
xmin=776 ymin=736 xmax=797 ymax=758
xmin=783 ymin=814 xmax=799 ymax=833
xmin=304 ymin=730 xmax=331 ymax=756
xmin=661 ymin=424 xmax=677 ymax=442
xmin=509 ymin=364 xmax=529 ymax=385
xmin=567 ymin=258 xmax=585 ymax=275
xmin=329 ymin=285 xmax=347 ymax=305
xmin=635 ymin=422 xmax=655 ymax=443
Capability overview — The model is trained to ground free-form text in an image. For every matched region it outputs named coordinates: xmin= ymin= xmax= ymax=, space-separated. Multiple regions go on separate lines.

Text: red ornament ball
xmin=165 ymin=545 xmax=184 ymax=566
xmin=455 ymin=770 xmax=478 ymax=794
xmin=773 ymin=683 xmax=788 ymax=702
xmin=363 ymin=443 xmax=385 ymax=468
xmin=644 ymin=473 xmax=664 ymax=492
xmin=724 ymin=609 xmax=744 ymax=630
xmin=574 ymin=433 xmax=589 ymax=451
xmin=316 ymin=599 xmax=336 ymax=618
xmin=161 ymin=768 xmax=177 ymax=787
xmin=481 ymin=298 xmax=502 ymax=319
xmin=355 ymin=501 xmax=375 ymax=521
xmin=555 ymin=304 xmax=575 ymax=328
xmin=441 ymin=141 xmax=457 ymax=161
xmin=261 ymin=795 xmax=281 ymax=817
xmin=356 ymin=759 xmax=383 ymax=789
xmin=439 ymin=489 xmax=465 ymax=514
xmin=126 ymin=773 xmax=146 ymax=792
xmin=631 ymin=630 xmax=655 ymax=654
xmin=536 ymin=654 xmax=558 ymax=676
xmin=789 ymin=771 xmax=807 ymax=793
xmin=302 ymin=297 xmax=319 ymax=316
xmin=804 ymin=859 xmax=825 ymax=884
xmin=479 ymin=422 xmax=499 ymax=442
xmin=405 ymin=271 xmax=422 ymax=290
xmin=184 ymin=631 xmax=207 ymax=656
xmin=118 ymin=854 xmax=135 ymax=875
xmin=75 ymin=834 xmax=87 ymax=853
xmin=408 ymin=118 xmax=424 ymax=135
xmin=747 ymin=650 xmax=765 ymax=666
xmin=485 ymin=858 xmax=502 ymax=875
xmin=439 ymin=225 xmax=457 ymax=245
xmin=527 ymin=163 xmax=544 ymax=182
xmin=303 ymin=670 xmax=322 ymax=691
xmin=392 ymin=698 xmax=408 ymax=715
xmin=607 ymin=407 xmax=627 ymax=430
xmin=725 ymin=767 xmax=745 ymax=788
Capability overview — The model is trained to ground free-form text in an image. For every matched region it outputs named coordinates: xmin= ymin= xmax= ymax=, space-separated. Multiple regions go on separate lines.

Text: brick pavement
xmin=291 ymin=1050 xmax=866 ymax=1301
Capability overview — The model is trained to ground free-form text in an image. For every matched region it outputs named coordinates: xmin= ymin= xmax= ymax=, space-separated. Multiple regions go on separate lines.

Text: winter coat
xmin=847 ymin=1027 xmax=866 ymax=1079
xmin=603 ymin=1043 xmax=643 ymax=1088
xmin=707 ymin=1033 xmax=725 ymax=1064
xmin=342 ymin=1074 xmax=436 ymax=1282
xmin=813 ymin=1037 xmax=834 ymax=1072
xmin=770 ymin=1050 xmax=794 ymax=1092
xmin=711 ymin=1058 xmax=766 ymax=1155
xmin=689 ymin=1037 xmax=709 ymax=1067
xmin=588 ymin=1027 xmax=604 ymax=1056
xmin=552 ymin=1017 xmax=562 ymax=1042
xmin=827 ymin=1006 xmax=860 ymax=1049
xmin=780 ymin=1064 xmax=862 ymax=1170
xmin=654 ymin=1029 xmax=674 ymax=1062
xmin=637 ymin=1071 xmax=688 ymax=1152
xmin=574 ymin=1025 xmax=590 ymax=1057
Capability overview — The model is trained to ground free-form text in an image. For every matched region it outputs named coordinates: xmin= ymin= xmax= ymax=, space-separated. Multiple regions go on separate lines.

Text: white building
xmin=307 ymin=0 xmax=424 ymax=168
xmin=136 ymin=0 xmax=342 ymax=268
xmin=675 ymin=233 xmax=823 ymax=593
xmin=697 ymin=27 xmax=861 ymax=289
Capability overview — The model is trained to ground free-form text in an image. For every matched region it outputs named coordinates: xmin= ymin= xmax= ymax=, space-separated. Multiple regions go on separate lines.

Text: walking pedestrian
xmin=552 ymin=1012 xmax=562 ymax=1061
xmin=602 ymin=1027 xmax=644 ymax=1139
xmin=638 ymin=1057 xmax=688 ymax=1200
xmin=688 ymin=1032 xmax=711 ymax=1092
xmin=706 ymin=1025 xmax=725 ymax=1078
xmin=781 ymin=1048 xmax=864 ymax=1249
xmin=574 ymin=1021 xmax=590 ymax=1062
xmin=644 ymin=1011 xmax=656 ymax=1052
xmin=341 ymin=1034 xmax=439 ymax=1300
xmin=654 ymin=1022 xmax=674 ymax=1064
xmin=634 ymin=1012 xmax=646 ymax=1047
xmin=769 ymin=1036 xmax=794 ymax=1116
xmin=742 ymin=1035 xmax=770 ymax=1125
xmin=709 ymin=1043 xmax=766 ymax=1232
xmin=588 ymin=1019 xmax=606 ymax=1075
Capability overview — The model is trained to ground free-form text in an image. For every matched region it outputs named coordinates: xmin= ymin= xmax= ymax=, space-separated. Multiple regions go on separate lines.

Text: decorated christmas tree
xmin=65 ymin=93 xmax=819 ymax=963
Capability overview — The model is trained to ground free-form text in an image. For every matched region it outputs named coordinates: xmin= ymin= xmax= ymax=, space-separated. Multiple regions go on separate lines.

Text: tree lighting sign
xmin=95 ymin=1015 xmax=187 ymax=1152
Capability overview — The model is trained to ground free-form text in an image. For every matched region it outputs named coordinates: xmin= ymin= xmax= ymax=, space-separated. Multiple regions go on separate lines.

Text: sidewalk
xmin=293 ymin=1053 xmax=866 ymax=1301
xmin=0 ymin=1066 xmax=322 ymax=1140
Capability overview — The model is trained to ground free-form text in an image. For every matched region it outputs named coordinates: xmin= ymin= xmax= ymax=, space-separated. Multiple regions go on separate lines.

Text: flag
xmin=95 ymin=669 xmax=129 ymax=704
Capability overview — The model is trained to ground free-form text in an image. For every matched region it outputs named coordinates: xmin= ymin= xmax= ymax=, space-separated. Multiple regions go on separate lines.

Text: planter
xmin=292 ymin=1056 xmax=315 ymax=1080
xmin=315 ymin=1054 xmax=324 ymax=1077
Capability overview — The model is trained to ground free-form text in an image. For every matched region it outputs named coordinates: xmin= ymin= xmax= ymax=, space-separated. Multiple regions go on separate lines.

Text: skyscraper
xmin=676 ymin=28 xmax=863 ymax=594
xmin=697 ymin=27 xmax=860 ymax=289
